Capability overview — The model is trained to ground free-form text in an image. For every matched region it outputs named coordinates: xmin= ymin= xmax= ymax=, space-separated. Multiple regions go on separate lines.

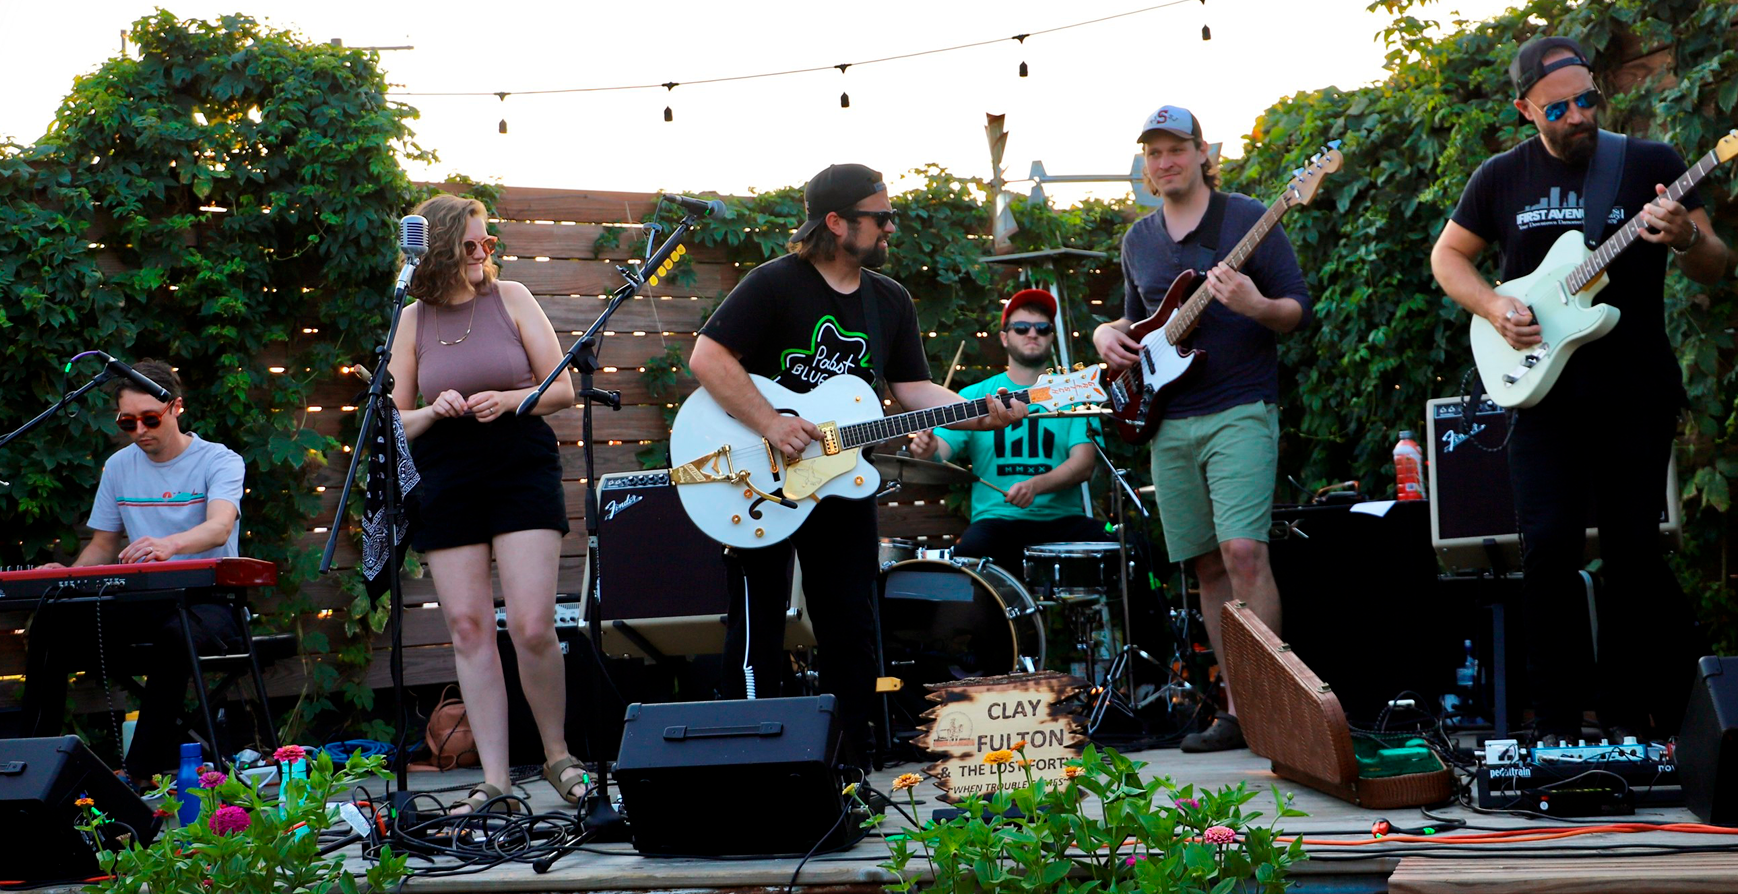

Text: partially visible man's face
xmin=1001 ymin=306 xmax=1056 ymax=368
xmin=115 ymin=390 xmax=182 ymax=459
xmin=1516 ymin=51 xmax=1599 ymax=165
xmin=839 ymin=192 xmax=894 ymax=269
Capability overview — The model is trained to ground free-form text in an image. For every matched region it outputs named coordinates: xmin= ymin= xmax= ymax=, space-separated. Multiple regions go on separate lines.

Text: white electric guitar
xmin=1470 ymin=129 xmax=1738 ymax=408
xmin=669 ymin=367 xmax=1107 ymax=548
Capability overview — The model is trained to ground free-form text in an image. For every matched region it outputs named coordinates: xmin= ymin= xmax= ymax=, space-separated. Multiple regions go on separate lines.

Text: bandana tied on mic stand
xmin=361 ymin=392 xmax=420 ymax=602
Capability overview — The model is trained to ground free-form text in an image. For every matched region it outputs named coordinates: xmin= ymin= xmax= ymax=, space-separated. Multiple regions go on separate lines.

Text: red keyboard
xmin=0 ymin=557 xmax=276 ymax=606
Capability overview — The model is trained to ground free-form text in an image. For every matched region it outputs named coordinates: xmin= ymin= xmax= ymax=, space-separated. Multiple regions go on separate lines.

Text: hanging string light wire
xmin=391 ymin=0 xmax=1204 ymax=99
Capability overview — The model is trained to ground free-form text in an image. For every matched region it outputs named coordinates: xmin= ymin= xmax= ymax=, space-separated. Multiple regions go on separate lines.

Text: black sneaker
xmin=1180 ymin=715 xmax=1246 ymax=753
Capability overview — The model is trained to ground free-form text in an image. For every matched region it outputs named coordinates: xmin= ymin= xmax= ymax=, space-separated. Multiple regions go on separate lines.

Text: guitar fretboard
xmin=1161 ymin=194 xmax=1293 ymax=345
xmin=839 ymin=390 xmax=1035 ymax=449
xmin=1566 ymin=145 xmax=1727 ymax=293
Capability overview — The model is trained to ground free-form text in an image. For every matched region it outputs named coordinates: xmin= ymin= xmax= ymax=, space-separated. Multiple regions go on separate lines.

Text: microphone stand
xmin=0 ymin=358 xmax=123 ymax=490
xmin=319 ymin=256 xmax=420 ymax=819
xmin=516 ymin=209 xmax=704 ymax=847
xmin=1083 ymin=429 xmax=1162 ymax=735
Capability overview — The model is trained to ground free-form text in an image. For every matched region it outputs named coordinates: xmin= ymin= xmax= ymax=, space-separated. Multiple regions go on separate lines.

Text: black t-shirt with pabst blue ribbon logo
xmin=700 ymin=253 xmax=931 ymax=394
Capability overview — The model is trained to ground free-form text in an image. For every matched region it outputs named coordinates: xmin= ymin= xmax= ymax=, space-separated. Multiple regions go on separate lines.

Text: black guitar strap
xmin=1192 ymin=190 xmax=1230 ymax=273
xmin=860 ymin=271 xmax=888 ymax=398
xmin=1582 ymin=129 xmax=1628 ymax=249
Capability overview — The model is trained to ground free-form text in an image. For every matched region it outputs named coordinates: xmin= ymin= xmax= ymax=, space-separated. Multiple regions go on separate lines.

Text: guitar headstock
xmin=1717 ymin=130 xmax=1738 ymax=165
xmin=1282 ymin=141 xmax=1345 ymax=208
xmin=1026 ymin=366 xmax=1108 ymax=411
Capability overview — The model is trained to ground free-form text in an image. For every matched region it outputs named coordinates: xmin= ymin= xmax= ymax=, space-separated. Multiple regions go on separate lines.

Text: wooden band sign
xmin=915 ymin=671 xmax=1088 ymax=803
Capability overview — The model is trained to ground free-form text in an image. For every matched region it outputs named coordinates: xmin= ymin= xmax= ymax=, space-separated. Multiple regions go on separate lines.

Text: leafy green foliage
xmin=864 ymin=744 xmax=1305 ymax=893
xmin=0 ymin=12 xmax=434 ymax=732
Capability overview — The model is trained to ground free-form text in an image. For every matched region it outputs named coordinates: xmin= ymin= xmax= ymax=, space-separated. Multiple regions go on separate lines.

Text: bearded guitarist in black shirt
xmin=1431 ymin=36 xmax=1730 ymax=746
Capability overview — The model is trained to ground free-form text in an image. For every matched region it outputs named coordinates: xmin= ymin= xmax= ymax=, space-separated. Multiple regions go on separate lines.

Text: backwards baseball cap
xmin=790 ymin=163 xmax=887 ymax=244
xmin=1002 ymin=288 xmax=1058 ymax=327
xmin=1137 ymin=105 xmax=1203 ymax=143
xmin=1509 ymin=36 xmax=1590 ymax=97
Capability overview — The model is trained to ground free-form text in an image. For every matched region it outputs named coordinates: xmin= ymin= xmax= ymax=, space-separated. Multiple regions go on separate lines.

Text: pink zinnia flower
xmin=273 ymin=745 xmax=307 ymax=765
xmin=1202 ymin=825 xmax=1236 ymax=845
xmin=198 ymin=771 xmax=228 ymax=789
xmin=1174 ymin=797 xmax=1200 ymax=810
xmin=208 ymin=805 xmax=251 ymax=835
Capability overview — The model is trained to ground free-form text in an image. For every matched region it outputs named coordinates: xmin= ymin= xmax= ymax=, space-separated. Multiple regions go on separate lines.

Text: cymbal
xmin=870 ymin=453 xmax=977 ymax=486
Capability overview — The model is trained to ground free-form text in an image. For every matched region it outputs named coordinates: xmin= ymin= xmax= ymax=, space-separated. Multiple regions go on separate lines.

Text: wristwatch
xmin=1671 ymin=220 xmax=1703 ymax=255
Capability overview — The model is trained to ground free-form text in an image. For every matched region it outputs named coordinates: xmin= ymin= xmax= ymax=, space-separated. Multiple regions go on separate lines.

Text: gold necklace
xmin=436 ymin=298 xmax=478 ymax=346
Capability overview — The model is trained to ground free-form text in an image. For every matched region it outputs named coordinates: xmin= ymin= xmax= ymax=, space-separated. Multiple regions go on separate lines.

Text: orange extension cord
xmin=1280 ymin=821 xmax=1738 ymax=847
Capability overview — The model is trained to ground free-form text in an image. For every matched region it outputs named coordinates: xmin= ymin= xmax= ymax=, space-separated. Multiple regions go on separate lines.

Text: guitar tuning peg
xmin=1073 ymin=362 xmax=1085 ymax=371
xmin=1045 ymin=367 xmax=1055 ymax=375
xmin=1328 ymin=139 xmax=1343 ymax=149
xmin=1292 ymin=168 xmax=1306 ymax=178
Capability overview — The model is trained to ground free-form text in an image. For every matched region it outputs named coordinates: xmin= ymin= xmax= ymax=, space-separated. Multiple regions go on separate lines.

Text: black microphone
xmin=662 ymin=194 xmax=726 ymax=218
xmin=394 ymin=214 xmax=428 ymax=293
xmin=101 ymin=354 xmax=171 ymax=402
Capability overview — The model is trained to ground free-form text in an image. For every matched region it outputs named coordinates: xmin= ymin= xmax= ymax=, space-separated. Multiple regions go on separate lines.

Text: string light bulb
xmin=1013 ymin=33 xmax=1029 ymax=78
xmin=1202 ymin=25 xmax=1211 ymax=40
xmin=662 ymin=81 xmax=678 ymax=123
xmin=836 ymin=62 xmax=851 ymax=110
xmin=496 ymin=92 xmax=508 ymax=134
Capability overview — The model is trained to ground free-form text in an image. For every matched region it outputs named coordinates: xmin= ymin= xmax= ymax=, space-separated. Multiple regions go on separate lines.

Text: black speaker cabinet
xmin=1424 ymin=397 xmax=1681 ymax=572
xmin=615 ymin=695 xmax=849 ymax=856
xmin=1268 ymin=500 xmax=1458 ymax=720
xmin=1679 ymin=656 xmax=1738 ymax=825
xmin=582 ymin=471 xmax=815 ymax=659
xmin=0 ymin=736 xmax=161 ymax=881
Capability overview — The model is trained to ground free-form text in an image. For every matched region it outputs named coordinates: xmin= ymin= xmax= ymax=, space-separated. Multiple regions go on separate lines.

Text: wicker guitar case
xmin=1221 ymin=600 xmax=1455 ymax=809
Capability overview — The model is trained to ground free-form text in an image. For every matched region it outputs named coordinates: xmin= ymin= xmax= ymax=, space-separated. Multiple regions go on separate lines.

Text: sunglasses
xmin=1005 ymin=321 xmax=1055 ymax=336
xmin=836 ymin=209 xmax=898 ymax=228
xmin=116 ymin=409 xmax=170 ymax=432
xmin=1529 ymin=87 xmax=1602 ymax=123
xmin=462 ymin=236 xmax=499 ymax=256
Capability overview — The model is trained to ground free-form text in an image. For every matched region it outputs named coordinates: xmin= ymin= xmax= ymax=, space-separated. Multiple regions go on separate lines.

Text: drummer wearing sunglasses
xmin=27 ymin=358 xmax=247 ymax=785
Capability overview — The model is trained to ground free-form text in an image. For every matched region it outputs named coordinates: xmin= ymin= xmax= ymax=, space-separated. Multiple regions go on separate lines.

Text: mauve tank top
xmin=414 ymin=282 xmax=538 ymax=401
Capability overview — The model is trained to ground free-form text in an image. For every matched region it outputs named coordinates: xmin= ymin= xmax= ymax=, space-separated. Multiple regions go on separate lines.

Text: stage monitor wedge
xmin=0 ymin=736 xmax=162 ymax=882
xmin=1424 ymin=397 xmax=1681 ymax=573
xmin=1680 ymin=655 xmax=1738 ymax=826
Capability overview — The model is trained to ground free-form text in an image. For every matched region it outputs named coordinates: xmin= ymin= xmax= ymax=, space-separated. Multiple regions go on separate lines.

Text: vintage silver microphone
xmin=392 ymin=214 xmax=428 ymax=294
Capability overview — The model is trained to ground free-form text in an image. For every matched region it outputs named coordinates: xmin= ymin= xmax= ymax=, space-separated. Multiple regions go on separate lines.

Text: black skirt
xmin=409 ymin=413 xmax=569 ymax=551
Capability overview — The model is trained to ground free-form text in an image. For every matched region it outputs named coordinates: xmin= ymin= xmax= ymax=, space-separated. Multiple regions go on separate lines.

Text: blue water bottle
xmin=176 ymin=742 xmax=203 ymax=826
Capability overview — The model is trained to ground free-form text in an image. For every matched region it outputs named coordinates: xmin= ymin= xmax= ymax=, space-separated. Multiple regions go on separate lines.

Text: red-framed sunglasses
xmin=115 ymin=409 xmax=170 ymax=432
xmin=463 ymin=236 xmax=499 ymax=256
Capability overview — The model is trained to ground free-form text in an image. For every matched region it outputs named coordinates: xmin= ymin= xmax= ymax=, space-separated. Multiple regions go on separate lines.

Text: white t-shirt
xmin=87 ymin=433 xmax=246 ymax=560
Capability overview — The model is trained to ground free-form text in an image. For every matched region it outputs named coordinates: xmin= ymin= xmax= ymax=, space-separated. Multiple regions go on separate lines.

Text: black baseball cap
xmin=791 ymin=163 xmax=886 ymax=243
xmin=1510 ymin=36 xmax=1590 ymax=97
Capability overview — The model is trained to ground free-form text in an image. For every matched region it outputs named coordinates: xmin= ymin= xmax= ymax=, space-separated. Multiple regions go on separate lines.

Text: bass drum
xmin=879 ymin=558 xmax=1045 ymax=723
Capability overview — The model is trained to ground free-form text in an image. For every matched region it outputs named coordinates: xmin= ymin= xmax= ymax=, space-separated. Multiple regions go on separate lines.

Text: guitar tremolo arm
xmin=671 ymin=445 xmax=792 ymax=506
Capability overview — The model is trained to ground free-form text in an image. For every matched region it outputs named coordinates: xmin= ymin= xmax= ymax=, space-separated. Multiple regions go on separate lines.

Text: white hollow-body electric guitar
xmin=669 ymin=367 xmax=1107 ymax=548
xmin=1470 ymin=129 xmax=1738 ymax=408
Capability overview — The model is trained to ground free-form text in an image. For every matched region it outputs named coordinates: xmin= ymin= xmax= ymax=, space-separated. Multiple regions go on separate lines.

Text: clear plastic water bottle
xmin=1394 ymin=431 xmax=1426 ymax=501
xmin=176 ymin=742 xmax=203 ymax=826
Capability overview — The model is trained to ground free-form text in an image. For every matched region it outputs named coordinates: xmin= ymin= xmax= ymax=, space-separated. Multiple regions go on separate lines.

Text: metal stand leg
xmin=233 ymin=601 xmax=280 ymax=753
xmin=177 ymin=601 xmax=220 ymax=759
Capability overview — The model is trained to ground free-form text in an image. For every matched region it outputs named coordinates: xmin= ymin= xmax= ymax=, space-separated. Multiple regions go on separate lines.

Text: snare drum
xmin=878 ymin=538 xmax=920 ymax=570
xmin=880 ymin=557 xmax=1045 ymax=713
xmin=1024 ymin=542 xmax=1123 ymax=602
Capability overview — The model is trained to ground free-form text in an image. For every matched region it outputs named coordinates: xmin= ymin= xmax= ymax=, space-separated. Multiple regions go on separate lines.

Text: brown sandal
xmin=448 ymin=782 xmax=516 ymax=815
xmin=543 ymin=756 xmax=587 ymax=805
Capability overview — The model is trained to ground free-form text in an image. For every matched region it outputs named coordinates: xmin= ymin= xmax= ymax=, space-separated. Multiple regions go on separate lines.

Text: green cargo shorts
xmin=1148 ymin=401 xmax=1278 ymax=562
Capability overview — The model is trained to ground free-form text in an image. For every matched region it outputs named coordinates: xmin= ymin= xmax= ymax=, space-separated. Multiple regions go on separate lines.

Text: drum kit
xmin=867 ymin=445 xmax=1214 ymax=744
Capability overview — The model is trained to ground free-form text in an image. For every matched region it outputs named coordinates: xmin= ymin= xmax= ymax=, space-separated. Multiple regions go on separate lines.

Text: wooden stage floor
xmin=287 ymin=744 xmax=1738 ymax=894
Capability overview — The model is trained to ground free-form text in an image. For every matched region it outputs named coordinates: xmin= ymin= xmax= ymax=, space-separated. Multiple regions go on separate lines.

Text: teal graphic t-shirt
xmin=936 ymin=372 xmax=1096 ymax=523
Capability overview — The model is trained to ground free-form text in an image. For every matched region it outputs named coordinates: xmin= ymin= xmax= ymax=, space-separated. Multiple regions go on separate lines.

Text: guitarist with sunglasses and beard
xmin=25 ymin=359 xmax=247 ymax=784
xmin=1432 ymin=36 xmax=1729 ymax=747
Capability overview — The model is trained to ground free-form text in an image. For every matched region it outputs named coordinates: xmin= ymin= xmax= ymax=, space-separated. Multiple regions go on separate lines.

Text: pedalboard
xmin=1474 ymin=737 xmax=1682 ymax=815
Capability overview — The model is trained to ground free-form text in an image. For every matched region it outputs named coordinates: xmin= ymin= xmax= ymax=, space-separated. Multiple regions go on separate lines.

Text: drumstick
xmin=940 ymin=340 xmax=966 ymax=391
xmin=944 ymin=461 xmax=1009 ymax=496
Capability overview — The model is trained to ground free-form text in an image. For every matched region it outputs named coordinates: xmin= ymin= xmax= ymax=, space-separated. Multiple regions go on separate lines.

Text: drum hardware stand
xmin=1081 ymin=433 xmax=1149 ymax=728
xmin=513 ymin=201 xmax=708 ymax=848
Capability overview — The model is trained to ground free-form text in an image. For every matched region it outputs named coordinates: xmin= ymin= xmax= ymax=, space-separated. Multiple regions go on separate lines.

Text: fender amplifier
xmin=615 ymin=695 xmax=851 ymax=856
xmin=1424 ymin=397 xmax=1681 ymax=572
xmin=582 ymin=470 xmax=816 ymax=659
